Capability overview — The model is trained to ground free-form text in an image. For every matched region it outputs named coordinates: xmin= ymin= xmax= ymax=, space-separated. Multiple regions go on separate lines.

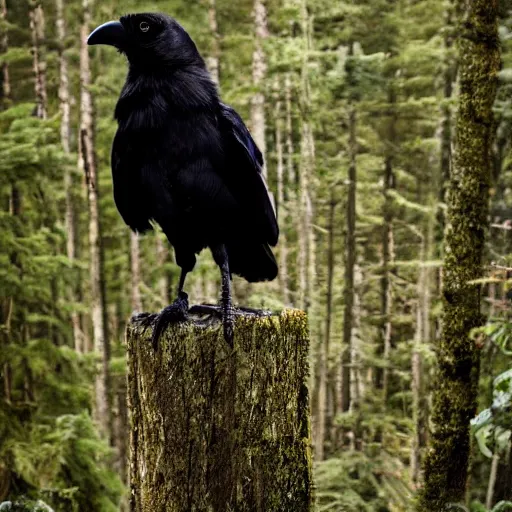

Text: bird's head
xmin=87 ymin=13 xmax=202 ymax=70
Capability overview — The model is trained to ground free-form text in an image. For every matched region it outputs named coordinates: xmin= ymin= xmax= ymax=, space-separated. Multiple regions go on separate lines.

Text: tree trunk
xmin=56 ymin=0 xmax=82 ymax=353
xmin=315 ymin=193 xmax=336 ymax=461
xmin=411 ymin=234 xmax=430 ymax=487
xmin=349 ymin=261 xmax=363 ymax=451
xmin=297 ymin=157 xmax=307 ymax=312
xmin=80 ymin=0 xmax=111 ymax=440
xmin=341 ymin=98 xmax=357 ymax=414
xmin=285 ymin=74 xmax=296 ymax=189
xmin=418 ymin=1 xmax=500 ymax=509
xmin=130 ymin=232 xmax=142 ymax=312
xmin=380 ymin=85 xmax=396 ymax=400
xmin=439 ymin=3 xmax=455 ymax=230
xmin=16 ymin=0 xmax=48 ymax=401
xmin=127 ymin=310 xmax=313 ymax=511
xmin=115 ymin=374 xmax=130 ymax=512
xmin=56 ymin=0 xmax=70 ymax=154
xmin=207 ymin=0 xmax=220 ymax=84
xmin=298 ymin=0 xmax=315 ymax=314
xmin=251 ymin=0 xmax=268 ymax=176
xmin=0 ymin=0 xmax=9 ymax=103
xmin=274 ymin=78 xmax=290 ymax=306
xmin=1 ymin=0 xmax=11 ymax=402
xmin=156 ymin=235 xmax=169 ymax=307
xmin=284 ymin=74 xmax=297 ymax=306
xmin=29 ymin=0 xmax=47 ymax=120
xmin=435 ymin=3 xmax=456 ymax=339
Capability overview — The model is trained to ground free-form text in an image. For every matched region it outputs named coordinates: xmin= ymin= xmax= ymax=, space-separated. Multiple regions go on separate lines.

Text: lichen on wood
xmin=127 ymin=309 xmax=313 ymax=512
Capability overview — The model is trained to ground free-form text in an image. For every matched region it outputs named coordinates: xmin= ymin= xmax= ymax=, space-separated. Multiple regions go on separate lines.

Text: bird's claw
xmin=223 ymin=306 xmax=235 ymax=348
xmin=132 ymin=311 xmax=158 ymax=330
xmin=189 ymin=304 xmax=234 ymax=347
xmin=188 ymin=304 xmax=271 ymax=318
xmin=152 ymin=292 xmax=189 ymax=352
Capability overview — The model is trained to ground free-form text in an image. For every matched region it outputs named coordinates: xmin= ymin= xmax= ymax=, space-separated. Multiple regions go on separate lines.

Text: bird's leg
xmin=220 ymin=255 xmax=234 ymax=347
xmin=151 ymin=268 xmax=189 ymax=351
xmin=211 ymin=244 xmax=235 ymax=347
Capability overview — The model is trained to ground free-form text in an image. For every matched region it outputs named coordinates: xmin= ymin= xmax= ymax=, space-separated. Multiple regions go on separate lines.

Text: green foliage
xmin=0 ymin=500 xmax=55 ymax=511
xmin=7 ymin=413 xmax=122 ymax=512
xmin=315 ymin=452 xmax=412 ymax=512
xmin=472 ymin=322 xmax=512 ymax=459
xmin=468 ymin=501 xmax=512 ymax=512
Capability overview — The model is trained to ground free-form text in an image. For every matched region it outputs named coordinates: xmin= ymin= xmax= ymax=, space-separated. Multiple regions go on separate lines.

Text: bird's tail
xmin=226 ymin=242 xmax=278 ymax=283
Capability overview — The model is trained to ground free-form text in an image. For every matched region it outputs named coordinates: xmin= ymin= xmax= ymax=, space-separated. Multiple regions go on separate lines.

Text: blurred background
xmin=1 ymin=0 xmax=512 ymax=510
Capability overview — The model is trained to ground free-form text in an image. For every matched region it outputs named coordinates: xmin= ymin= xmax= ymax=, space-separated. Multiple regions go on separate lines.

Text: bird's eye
xmin=139 ymin=21 xmax=150 ymax=33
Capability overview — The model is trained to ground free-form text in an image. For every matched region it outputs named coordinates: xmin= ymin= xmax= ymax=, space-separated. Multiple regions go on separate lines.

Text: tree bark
xmin=80 ymin=0 xmax=111 ymax=440
xmin=1 ymin=0 xmax=11 ymax=402
xmin=315 ymin=193 xmax=337 ymax=461
xmin=298 ymin=0 xmax=315 ymax=314
xmin=130 ymin=232 xmax=142 ymax=312
xmin=418 ymin=1 xmax=500 ymax=509
xmin=56 ymin=0 xmax=82 ymax=353
xmin=283 ymin=74 xmax=298 ymax=306
xmin=56 ymin=0 xmax=70 ymax=155
xmin=439 ymin=3 xmax=455 ymax=230
xmin=0 ymin=0 xmax=9 ymax=103
xmin=285 ymin=75 xmax=296 ymax=189
xmin=156 ymin=235 xmax=170 ymax=307
xmin=411 ymin=233 xmax=430 ymax=487
xmin=251 ymin=0 xmax=268 ymax=177
xmin=29 ymin=0 xmax=47 ymax=120
xmin=349 ymin=260 xmax=363 ymax=451
xmin=341 ymin=93 xmax=357 ymax=414
xmin=207 ymin=0 xmax=220 ymax=84
xmin=380 ymin=84 xmax=396 ymax=400
xmin=127 ymin=310 xmax=313 ymax=511
xmin=435 ymin=3 xmax=456 ymax=339
xmin=274 ymin=77 xmax=290 ymax=306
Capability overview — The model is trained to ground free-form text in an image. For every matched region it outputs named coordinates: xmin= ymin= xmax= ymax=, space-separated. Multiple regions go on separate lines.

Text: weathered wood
xmin=127 ymin=309 xmax=313 ymax=512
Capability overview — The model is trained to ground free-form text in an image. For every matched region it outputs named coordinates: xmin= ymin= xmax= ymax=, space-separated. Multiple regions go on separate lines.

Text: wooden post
xmin=127 ymin=309 xmax=313 ymax=512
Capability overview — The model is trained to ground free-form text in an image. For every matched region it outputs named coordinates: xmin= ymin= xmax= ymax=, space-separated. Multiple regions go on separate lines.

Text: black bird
xmin=88 ymin=13 xmax=278 ymax=347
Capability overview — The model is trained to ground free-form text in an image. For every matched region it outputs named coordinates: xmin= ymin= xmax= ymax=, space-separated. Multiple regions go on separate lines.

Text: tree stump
xmin=127 ymin=309 xmax=313 ymax=512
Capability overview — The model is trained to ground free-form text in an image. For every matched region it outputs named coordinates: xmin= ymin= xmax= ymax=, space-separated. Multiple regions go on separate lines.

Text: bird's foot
xmin=151 ymin=292 xmax=189 ymax=351
xmin=131 ymin=311 xmax=158 ymax=329
xmin=188 ymin=304 xmax=234 ymax=347
xmin=188 ymin=304 xmax=271 ymax=347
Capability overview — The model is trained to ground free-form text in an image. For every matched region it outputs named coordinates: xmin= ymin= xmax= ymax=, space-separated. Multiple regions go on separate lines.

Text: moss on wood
xmin=417 ymin=2 xmax=500 ymax=510
xmin=127 ymin=309 xmax=313 ymax=512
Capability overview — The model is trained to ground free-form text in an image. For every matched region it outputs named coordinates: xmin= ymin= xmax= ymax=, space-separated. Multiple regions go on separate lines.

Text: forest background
xmin=0 ymin=0 xmax=511 ymax=511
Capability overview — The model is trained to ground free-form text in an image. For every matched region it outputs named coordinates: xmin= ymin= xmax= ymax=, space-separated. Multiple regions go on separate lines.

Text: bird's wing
xmin=218 ymin=102 xmax=279 ymax=246
xmin=112 ymin=132 xmax=154 ymax=234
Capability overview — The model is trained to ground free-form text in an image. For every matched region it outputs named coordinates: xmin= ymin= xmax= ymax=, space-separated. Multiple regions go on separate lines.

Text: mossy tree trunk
xmin=418 ymin=1 xmax=500 ymax=510
xmin=127 ymin=310 xmax=313 ymax=512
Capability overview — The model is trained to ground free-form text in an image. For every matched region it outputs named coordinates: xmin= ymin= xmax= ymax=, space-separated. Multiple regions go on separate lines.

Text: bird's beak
xmin=87 ymin=20 xmax=127 ymax=48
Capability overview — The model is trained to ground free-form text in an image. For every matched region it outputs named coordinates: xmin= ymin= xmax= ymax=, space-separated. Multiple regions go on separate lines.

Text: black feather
xmin=110 ymin=12 xmax=278 ymax=283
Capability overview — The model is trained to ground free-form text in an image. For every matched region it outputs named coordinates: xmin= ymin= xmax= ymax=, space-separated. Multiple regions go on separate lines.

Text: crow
xmin=88 ymin=13 xmax=278 ymax=348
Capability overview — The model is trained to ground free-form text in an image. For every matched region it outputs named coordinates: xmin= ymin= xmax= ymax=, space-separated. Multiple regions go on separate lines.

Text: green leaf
xmin=474 ymin=425 xmax=493 ymax=458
